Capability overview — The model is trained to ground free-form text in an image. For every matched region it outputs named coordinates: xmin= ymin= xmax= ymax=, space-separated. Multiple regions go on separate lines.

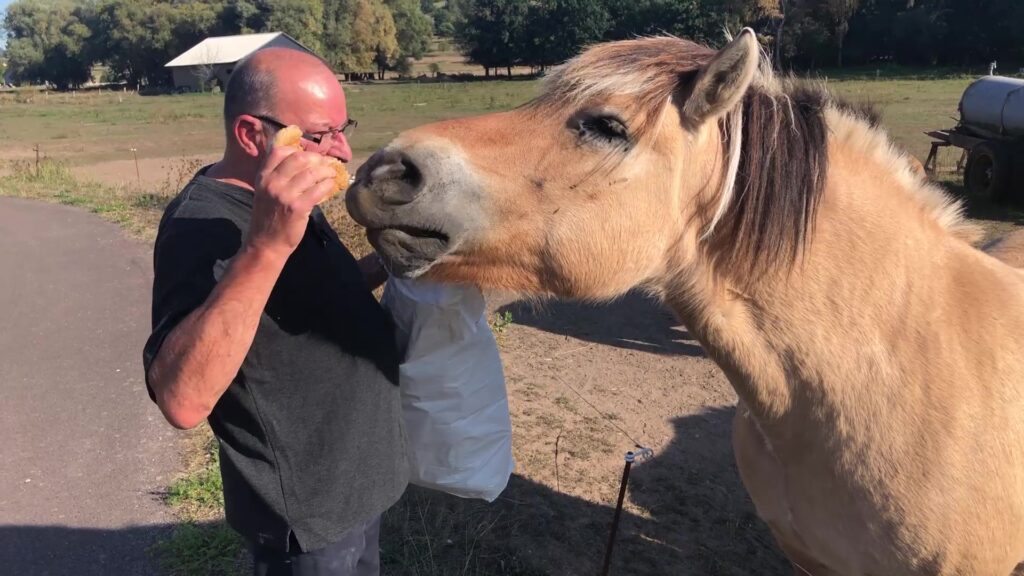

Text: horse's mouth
xmin=366 ymin=226 xmax=452 ymax=277
xmin=346 ymin=144 xmax=483 ymax=278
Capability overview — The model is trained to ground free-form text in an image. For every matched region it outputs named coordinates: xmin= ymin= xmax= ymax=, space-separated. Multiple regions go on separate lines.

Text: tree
xmin=347 ymin=0 xmax=399 ymax=75
xmin=91 ymin=0 xmax=179 ymax=88
xmin=604 ymin=0 xmax=719 ymax=46
xmin=221 ymin=0 xmax=260 ymax=33
xmin=523 ymin=0 xmax=608 ymax=70
xmin=254 ymin=0 xmax=324 ymax=53
xmin=454 ymin=0 xmax=529 ymax=76
xmin=821 ymin=0 xmax=861 ymax=67
xmin=366 ymin=0 xmax=400 ymax=78
xmin=383 ymin=0 xmax=432 ymax=61
xmin=2 ymin=0 xmax=95 ymax=89
xmin=322 ymin=0 xmax=398 ymax=76
xmin=322 ymin=0 xmax=355 ymax=71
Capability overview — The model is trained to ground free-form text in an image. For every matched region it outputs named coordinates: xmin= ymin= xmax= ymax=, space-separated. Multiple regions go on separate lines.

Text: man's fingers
xmin=259 ymin=146 xmax=301 ymax=178
xmin=283 ymin=161 xmax=335 ymax=194
xmin=297 ymin=179 xmax=337 ymax=211
xmin=273 ymin=151 xmax=328 ymax=181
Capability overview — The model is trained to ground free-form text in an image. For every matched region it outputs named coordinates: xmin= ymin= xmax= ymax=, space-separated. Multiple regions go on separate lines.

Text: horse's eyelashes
xmin=575 ymin=114 xmax=631 ymax=148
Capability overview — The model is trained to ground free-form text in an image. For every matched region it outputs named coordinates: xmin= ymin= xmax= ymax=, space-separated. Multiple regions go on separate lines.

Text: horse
xmin=347 ymin=30 xmax=1024 ymax=575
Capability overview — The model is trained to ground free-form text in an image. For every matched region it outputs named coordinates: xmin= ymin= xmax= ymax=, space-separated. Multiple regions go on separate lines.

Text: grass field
xmin=0 ymin=74 xmax=974 ymax=168
xmin=4 ymin=71 xmax=1022 ymax=575
xmin=0 ymin=81 xmax=539 ymax=167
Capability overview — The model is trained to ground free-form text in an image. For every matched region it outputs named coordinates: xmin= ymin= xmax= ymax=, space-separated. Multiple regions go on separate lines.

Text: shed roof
xmin=165 ymin=32 xmax=309 ymax=68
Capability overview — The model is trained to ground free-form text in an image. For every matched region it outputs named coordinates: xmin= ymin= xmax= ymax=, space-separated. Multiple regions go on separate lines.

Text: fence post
xmin=130 ymin=148 xmax=141 ymax=191
xmin=34 ymin=144 xmax=40 ymax=177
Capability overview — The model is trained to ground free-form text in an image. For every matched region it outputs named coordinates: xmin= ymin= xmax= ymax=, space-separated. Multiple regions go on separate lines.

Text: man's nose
xmin=326 ymin=135 xmax=352 ymax=163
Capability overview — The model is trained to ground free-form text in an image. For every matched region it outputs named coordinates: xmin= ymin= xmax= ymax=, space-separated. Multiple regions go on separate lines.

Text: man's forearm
xmin=148 ymin=245 xmax=288 ymax=429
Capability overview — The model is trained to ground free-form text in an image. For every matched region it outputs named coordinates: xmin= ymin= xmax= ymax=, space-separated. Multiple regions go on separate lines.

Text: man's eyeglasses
xmin=253 ymin=114 xmax=357 ymax=147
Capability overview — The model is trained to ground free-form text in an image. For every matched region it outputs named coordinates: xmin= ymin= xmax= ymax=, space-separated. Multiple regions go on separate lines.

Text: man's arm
xmin=147 ymin=148 xmax=338 ymax=429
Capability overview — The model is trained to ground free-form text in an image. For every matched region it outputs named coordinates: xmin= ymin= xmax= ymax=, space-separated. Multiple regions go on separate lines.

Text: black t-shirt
xmin=143 ymin=172 xmax=409 ymax=553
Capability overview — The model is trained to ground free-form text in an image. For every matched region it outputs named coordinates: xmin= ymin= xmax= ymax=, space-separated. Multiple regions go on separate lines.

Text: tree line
xmin=4 ymin=0 xmax=1024 ymax=90
xmin=448 ymin=0 xmax=1024 ymax=76
xmin=1 ymin=0 xmax=432 ymax=89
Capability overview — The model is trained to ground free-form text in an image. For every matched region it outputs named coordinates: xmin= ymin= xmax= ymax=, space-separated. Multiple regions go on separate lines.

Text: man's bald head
xmin=223 ymin=47 xmax=337 ymax=130
xmin=219 ymin=47 xmax=352 ymax=165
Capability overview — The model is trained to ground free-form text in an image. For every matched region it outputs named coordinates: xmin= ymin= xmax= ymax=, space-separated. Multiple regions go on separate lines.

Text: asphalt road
xmin=0 ymin=198 xmax=182 ymax=575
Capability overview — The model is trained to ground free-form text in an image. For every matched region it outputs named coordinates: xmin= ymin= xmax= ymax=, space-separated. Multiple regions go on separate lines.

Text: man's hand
xmin=247 ymin=147 xmax=337 ymax=261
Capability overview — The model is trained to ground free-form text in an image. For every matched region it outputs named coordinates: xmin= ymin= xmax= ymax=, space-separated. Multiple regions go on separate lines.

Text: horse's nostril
xmin=399 ymin=155 xmax=422 ymax=189
xmin=367 ymin=150 xmax=423 ymax=206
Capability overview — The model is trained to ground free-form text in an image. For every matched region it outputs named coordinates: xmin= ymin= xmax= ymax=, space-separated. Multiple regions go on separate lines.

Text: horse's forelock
xmin=531 ymin=37 xmax=716 ymax=136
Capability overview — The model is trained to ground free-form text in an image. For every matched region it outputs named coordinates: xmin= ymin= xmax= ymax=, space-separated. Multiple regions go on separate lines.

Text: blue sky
xmin=0 ymin=0 xmax=12 ymax=50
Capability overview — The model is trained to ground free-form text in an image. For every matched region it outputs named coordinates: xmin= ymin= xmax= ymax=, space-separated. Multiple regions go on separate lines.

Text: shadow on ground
xmin=938 ymin=178 xmax=1024 ymax=226
xmin=0 ymin=410 xmax=788 ymax=576
xmin=382 ymin=407 xmax=789 ymax=576
xmin=497 ymin=291 xmax=705 ymax=357
xmin=0 ymin=523 xmax=176 ymax=576
xmin=0 ymin=519 xmax=246 ymax=576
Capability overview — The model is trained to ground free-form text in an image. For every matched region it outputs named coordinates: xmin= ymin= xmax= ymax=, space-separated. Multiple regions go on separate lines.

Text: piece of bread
xmin=272 ymin=125 xmax=304 ymax=150
xmin=272 ymin=125 xmax=350 ymax=203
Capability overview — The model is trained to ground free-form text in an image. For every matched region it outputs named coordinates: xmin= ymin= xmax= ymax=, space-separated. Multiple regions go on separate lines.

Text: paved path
xmin=0 ymin=198 xmax=181 ymax=575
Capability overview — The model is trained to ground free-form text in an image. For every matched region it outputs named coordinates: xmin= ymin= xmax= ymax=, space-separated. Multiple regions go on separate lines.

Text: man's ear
xmin=233 ymin=115 xmax=263 ymax=158
xmin=682 ymin=28 xmax=760 ymax=127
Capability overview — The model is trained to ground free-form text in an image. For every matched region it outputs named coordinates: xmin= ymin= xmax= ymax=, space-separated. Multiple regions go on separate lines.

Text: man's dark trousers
xmin=252 ymin=515 xmax=381 ymax=576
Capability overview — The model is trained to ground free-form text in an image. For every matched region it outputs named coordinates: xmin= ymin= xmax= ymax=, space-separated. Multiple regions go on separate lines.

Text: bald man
xmin=143 ymin=48 xmax=408 ymax=575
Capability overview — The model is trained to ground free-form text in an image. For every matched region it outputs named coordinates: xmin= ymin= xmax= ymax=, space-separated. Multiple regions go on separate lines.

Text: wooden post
xmin=130 ymin=148 xmax=141 ymax=191
xmin=33 ymin=144 xmax=40 ymax=177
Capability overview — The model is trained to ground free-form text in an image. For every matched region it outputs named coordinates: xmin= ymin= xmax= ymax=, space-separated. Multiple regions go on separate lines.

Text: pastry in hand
xmin=272 ymin=125 xmax=350 ymax=203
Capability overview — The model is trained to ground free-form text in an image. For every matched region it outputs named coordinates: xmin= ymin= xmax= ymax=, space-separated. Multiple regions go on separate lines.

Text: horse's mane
xmin=530 ymin=36 xmax=977 ymax=276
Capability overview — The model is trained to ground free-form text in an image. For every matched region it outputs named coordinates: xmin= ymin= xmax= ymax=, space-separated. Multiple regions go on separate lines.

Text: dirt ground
xmin=485 ymin=293 xmax=790 ymax=575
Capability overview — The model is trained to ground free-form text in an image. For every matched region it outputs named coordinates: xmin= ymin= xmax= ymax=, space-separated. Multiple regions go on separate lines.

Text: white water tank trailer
xmin=925 ymin=76 xmax=1024 ymax=201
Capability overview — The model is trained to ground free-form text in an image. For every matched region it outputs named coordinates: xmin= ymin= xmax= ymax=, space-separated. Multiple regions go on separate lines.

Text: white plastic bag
xmin=382 ymin=278 xmax=514 ymax=502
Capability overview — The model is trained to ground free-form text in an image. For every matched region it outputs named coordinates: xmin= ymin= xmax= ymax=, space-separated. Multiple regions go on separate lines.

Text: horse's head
xmin=347 ymin=31 xmax=778 ymax=299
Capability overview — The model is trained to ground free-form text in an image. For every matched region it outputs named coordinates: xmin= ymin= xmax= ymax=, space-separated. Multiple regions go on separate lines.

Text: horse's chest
xmin=733 ymin=405 xmax=875 ymax=574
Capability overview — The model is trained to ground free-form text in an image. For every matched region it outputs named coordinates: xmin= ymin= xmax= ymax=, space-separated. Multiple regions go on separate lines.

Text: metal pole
xmin=600 ymin=451 xmax=636 ymax=576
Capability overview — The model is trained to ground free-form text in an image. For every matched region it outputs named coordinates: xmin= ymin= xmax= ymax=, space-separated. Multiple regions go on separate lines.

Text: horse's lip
xmin=369 ymin=225 xmax=449 ymax=243
xmin=366 ymin=227 xmax=452 ymax=278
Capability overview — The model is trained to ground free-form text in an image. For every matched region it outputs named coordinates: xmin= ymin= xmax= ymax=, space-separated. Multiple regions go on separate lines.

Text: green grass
xmin=165 ymin=438 xmax=225 ymax=514
xmin=491 ymin=311 xmax=515 ymax=335
xmin=0 ymin=73 xmax=974 ymax=176
xmin=152 ymin=427 xmax=246 ymax=576
xmin=826 ymin=76 xmax=974 ymax=162
xmin=152 ymin=522 xmax=245 ymax=576
xmin=0 ymin=82 xmax=540 ymax=167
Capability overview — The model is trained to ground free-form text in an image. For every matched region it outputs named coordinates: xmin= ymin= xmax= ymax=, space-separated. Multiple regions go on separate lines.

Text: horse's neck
xmin=663 ymin=130 xmax=979 ymax=429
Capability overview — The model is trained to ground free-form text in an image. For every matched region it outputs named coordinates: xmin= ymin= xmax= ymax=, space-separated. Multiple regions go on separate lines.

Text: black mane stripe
xmin=708 ymin=82 xmax=833 ymax=277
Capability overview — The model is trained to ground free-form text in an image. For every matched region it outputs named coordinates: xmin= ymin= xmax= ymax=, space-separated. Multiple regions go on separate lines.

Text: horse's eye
xmin=575 ymin=114 xmax=630 ymax=147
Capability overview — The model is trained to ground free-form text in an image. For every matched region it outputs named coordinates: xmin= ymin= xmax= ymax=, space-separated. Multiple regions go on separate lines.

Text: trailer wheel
xmin=965 ymin=142 xmax=1011 ymax=202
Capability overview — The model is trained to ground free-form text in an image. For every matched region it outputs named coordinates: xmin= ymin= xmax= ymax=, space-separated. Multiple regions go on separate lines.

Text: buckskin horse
xmin=347 ymin=30 xmax=1024 ymax=575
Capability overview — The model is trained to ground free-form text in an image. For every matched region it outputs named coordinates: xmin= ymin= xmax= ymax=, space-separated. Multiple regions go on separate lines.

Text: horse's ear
xmin=682 ymin=28 xmax=759 ymax=126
